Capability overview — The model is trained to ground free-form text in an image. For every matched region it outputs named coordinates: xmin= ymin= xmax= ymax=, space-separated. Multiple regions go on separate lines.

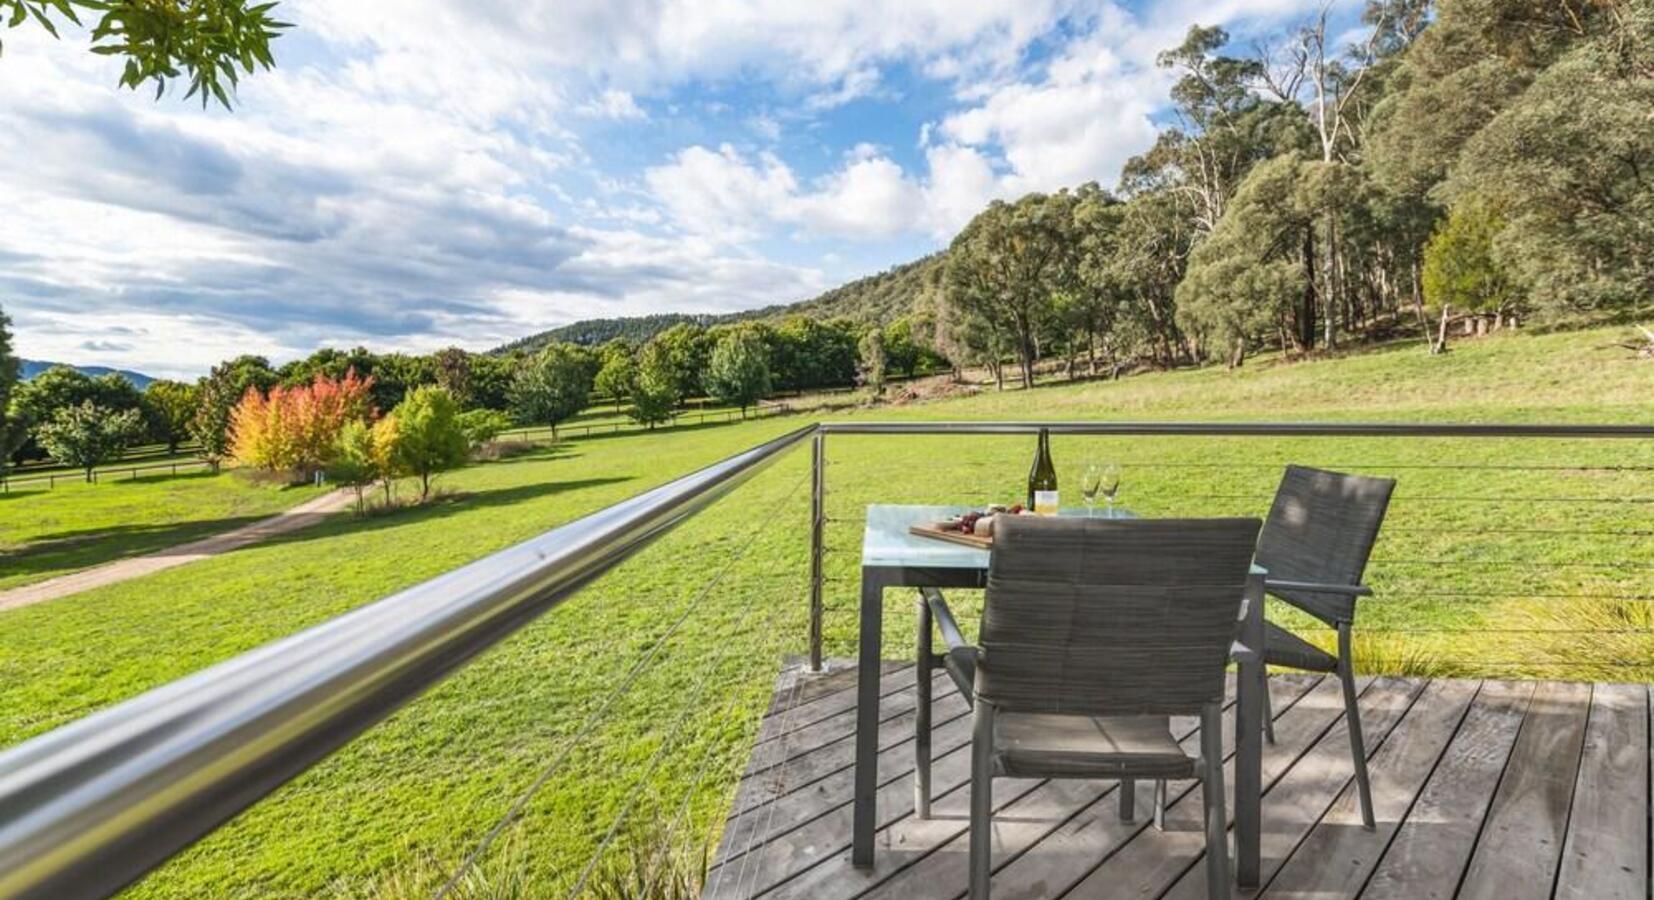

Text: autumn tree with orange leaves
xmin=229 ymin=369 xmax=375 ymax=478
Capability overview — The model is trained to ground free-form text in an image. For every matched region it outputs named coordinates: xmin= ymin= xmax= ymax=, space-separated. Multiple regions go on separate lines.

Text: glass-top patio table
xmin=851 ymin=504 xmax=1269 ymax=888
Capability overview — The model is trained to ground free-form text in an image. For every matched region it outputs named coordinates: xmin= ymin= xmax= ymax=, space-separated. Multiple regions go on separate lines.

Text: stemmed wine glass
xmin=1098 ymin=463 xmax=1122 ymax=517
xmin=1081 ymin=464 xmax=1104 ymax=517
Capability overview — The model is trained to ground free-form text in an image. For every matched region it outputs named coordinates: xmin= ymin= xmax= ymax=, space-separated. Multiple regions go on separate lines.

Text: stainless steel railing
xmin=0 ymin=424 xmax=816 ymax=900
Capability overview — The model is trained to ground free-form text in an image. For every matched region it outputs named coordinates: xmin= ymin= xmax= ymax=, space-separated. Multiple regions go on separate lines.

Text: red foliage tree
xmin=230 ymin=369 xmax=375 ymax=477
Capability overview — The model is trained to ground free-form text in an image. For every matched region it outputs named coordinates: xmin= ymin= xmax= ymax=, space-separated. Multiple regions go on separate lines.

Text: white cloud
xmin=578 ymin=89 xmax=647 ymax=120
xmin=645 ymin=144 xmax=928 ymax=242
xmin=644 ymin=144 xmax=798 ymax=242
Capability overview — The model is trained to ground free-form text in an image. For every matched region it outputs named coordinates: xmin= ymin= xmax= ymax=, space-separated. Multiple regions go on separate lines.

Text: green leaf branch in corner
xmin=0 ymin=0 xmax=289 ymax=109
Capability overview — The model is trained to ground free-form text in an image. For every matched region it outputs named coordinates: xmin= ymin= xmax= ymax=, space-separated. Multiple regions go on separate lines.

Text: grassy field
xmin=0 ymin=325 xmax=1649 ymax=897
xmin=0 ymin=472 xmax=326 ymax=591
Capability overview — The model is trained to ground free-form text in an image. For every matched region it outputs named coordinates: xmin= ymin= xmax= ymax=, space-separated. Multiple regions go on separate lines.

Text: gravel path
xmin=0 ymin=489 xmax=355 ymax=613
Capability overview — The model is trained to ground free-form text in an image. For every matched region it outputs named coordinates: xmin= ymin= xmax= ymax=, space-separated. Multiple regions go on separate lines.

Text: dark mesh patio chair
xmin=1253 ymin=464 xmax=1395 ymax=828
xmin=916 ymin=515 xmax=1261 ymax=900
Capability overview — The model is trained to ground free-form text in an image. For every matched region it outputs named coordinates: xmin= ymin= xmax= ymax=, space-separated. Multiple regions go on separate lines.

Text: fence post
xmin=808 ymin=427 xmax=826 ymax=673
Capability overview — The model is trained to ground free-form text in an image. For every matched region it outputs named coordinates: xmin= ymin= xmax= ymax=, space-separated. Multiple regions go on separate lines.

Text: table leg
xmin=852 ymin=568 xmax=886 ymax=868
xmin=914 ymin=593 xmax=932 ymax=819
xmin=1234 ymin=572 xmax=1265 ymax=888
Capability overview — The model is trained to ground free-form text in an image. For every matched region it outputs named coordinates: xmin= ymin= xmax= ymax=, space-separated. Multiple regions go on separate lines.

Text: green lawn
xmin=0 ymin=472 xmax=326 ymax=591
xmin=0 ymin=326 xmax=1650 ymax=897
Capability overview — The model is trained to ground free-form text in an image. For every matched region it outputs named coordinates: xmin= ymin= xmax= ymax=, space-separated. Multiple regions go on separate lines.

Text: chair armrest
xmin=1264 ymin=578 xmax=1372 ymax=597
xmin=922 ymin=588 xmax=972 ymax=653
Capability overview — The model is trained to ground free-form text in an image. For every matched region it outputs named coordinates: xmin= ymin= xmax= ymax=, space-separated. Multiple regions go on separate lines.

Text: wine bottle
xmin=1027 ymin=427 xmax=1058 ymax=515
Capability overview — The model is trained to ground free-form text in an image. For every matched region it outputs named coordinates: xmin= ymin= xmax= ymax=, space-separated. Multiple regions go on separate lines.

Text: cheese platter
xmin=906 ymin=505 xmax=1029 ymax=550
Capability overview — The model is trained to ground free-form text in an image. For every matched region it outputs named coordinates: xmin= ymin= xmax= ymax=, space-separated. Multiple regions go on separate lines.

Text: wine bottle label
xmin=1034 ymin=490 xmax=1059 ymax=515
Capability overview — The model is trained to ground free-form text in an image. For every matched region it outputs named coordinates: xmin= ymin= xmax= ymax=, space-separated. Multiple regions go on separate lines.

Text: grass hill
xmin=494 ymin=254 xmax=943 ymax=353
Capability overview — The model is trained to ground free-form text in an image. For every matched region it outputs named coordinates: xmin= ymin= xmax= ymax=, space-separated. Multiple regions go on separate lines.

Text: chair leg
xmin=970 ymin=701 xmax=997 ymax=900
xmin=1119 ymin=779 xmax=1136 ymax=822
xmin=1338 ymin=623 xmax=1375 ymax=829
xmin=914 ymin=596 xmax=933 ymax=819
xmin=1261 ymin=665 xmax=1276 ymax=744
xmin=1200 ymin=703 xmax=1229 ymax=900
xmin=1153 ymin=779 xmax=1167 ymax=831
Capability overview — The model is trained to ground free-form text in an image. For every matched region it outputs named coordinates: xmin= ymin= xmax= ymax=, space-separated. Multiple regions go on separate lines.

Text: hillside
xmin=20 ymin=359 xmax=154 ymax=389
xmin=495 ymin=253 xmax=943 ymax=353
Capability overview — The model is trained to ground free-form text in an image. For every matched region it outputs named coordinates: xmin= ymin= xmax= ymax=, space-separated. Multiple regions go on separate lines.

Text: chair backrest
xmin=975 ymin=516 xmax=1261 ymax=718
xmin=1255 ymin=465 xmax=1395 ymax=624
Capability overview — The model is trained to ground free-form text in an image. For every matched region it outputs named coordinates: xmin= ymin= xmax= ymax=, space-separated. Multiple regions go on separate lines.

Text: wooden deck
xmin=703 ymin=662 xmax=1650 ymax=900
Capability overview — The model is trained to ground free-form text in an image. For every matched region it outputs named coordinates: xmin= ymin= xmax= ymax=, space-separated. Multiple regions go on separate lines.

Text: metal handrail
xmin=819 ymin=421 xmax=1654 ymax=438
xmin=0 ymin=424 xmax=817 ymax=900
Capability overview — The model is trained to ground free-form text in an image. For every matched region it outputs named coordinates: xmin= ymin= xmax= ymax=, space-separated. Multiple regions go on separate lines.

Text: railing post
xmin=808 ymin=426 xmax=826 ymax=673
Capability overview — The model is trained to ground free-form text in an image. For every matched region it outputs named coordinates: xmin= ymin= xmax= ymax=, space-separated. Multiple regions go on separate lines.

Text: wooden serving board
xmin=908 ymin=522 xmax=993 ymax=550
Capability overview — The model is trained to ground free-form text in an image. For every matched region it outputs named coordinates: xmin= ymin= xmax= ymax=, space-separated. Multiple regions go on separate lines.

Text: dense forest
xmin=499 ymin=255 xmax=943 ymax=355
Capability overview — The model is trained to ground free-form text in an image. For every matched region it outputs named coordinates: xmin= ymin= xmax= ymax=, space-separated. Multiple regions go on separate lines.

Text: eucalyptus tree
xmin=1177 ymin=153 xmax=1317 ymax=366
xmin=944 ymin=191 xmax=1073 ymax=389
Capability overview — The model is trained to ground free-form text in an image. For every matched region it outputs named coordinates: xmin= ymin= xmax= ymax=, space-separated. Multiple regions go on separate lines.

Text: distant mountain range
xmin=494 ymin=253 xmax=944 ymax=353
xmin=20 ymin=359 xmax=156 ymax=389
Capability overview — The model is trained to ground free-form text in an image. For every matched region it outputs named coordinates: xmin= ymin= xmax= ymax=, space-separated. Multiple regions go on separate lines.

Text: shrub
xmin=458 ymin=409 xmax=513 ymax=449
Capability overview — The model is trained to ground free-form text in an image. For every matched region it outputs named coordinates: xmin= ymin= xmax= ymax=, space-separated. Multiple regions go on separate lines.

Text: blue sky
xmin=0 ymin=0 xmax=1362 ymax=378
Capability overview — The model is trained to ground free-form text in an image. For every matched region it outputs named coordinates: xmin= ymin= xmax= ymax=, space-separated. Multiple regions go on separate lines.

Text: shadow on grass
xmin=0 ymin=513 xmax=276 ymax=585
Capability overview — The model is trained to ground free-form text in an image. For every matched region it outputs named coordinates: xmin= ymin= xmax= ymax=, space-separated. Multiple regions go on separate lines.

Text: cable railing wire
xmin=433 ymin=467 xmax=811 ymax=900
xmin=563 ymin=482 xmax=811 ymax=898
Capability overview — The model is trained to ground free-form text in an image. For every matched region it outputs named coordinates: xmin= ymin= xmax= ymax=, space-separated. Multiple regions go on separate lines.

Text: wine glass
xmin=1098 ymin=463 xmax=1122 ymax=517
xmin=1081 ymin=464 xmax=1104 ymax=517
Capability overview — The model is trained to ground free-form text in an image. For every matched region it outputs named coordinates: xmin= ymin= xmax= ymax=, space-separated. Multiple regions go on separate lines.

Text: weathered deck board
xmin=1095 ymin=677 xmax=1420 ymax=900
xmin=1359 ymin=679 xmax=1535 ymax=900
xmin=1553 ymin=683 xmax=1648 ymax=900
xmin=1258 ymin=678 xmax=1479 ymax=900
xmin=706 ymin=667 xmax=1649 ymax=900
xmin=1456 ymin=680 xmax=1593 ymax=900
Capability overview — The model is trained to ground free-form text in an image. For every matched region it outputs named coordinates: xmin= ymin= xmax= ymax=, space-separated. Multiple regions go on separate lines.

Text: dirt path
xmin=0 ymin=489 xmax=355 ymax=613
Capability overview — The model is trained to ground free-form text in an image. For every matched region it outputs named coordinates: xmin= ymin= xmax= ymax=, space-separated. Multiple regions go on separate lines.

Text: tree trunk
xmin=1322 ymin=214 xmax=1338 ymax=349
xmin=1410 ymin=259 xmax=1430 ymax=341
xmin=1432 ymin=304 xmax=1451 ymax=354
xmin=1017 ymin=327 xmax=1036 ymax=390
xmin=1228 ymin=341 xmax=1246 ymax=369
xmin=1301 ymin=228 xmax=1319 ymax=350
